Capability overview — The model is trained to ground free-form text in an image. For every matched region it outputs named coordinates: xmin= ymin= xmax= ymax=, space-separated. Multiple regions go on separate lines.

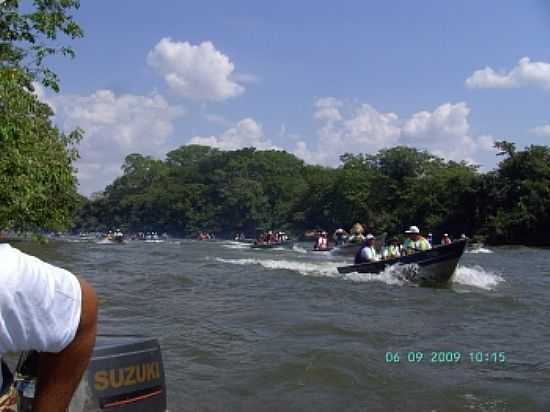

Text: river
xmin=13 ymin=239 xmax=550 ymax=411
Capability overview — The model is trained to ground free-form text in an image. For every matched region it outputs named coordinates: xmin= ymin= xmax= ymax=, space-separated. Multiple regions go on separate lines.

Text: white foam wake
xmin=342 ymin=264 xmax=406 ymax=286
xmin=216 ymin=259 xmax=504 ymax=290
xmin=216 ymin=257 xmax=339 ymax=277
xmin=221 ymin=241 xmax=250 ymax=250
xmin=215 ymin=257 xmax=407 ymax=286
xmin=466 ymin=246 xmax=493 ymax=254
xmin=452 ymin=265 xmax=504 ymax=290
xmin=292 ymin=245 xmax=308 ymax=254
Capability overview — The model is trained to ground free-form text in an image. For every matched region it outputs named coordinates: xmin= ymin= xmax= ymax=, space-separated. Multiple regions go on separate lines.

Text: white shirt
xmin=361 ymin=246 xmax=379 ymax=262
xmin=0 ymin=244 xmax=82 ymax=389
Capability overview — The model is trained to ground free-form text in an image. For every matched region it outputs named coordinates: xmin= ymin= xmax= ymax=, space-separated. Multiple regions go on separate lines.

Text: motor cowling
xmin=16 ymin=336 xmax=167 ymax=412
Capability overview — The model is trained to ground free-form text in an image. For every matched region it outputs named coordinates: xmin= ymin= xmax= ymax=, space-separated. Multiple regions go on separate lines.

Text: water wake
xmin=216 ymin=257 xmax=505 ymax=291
xmin=222 ymin=241 xmax=250 ymax=250
xmin=292 ymin=245 xmax=308 ymax=254
xmin=342 ymin=264 xmax=406 ymax=286
xmin=452 ymin=265 xmax=504 ymax=290
xmin=216 ymin=257 xmax=340 ymax=277
xmin=215 ymin=258 xmax=407 ymax=286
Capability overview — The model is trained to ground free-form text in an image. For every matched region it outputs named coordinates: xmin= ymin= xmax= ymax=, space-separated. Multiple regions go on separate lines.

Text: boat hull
xmin=337 ymin=240 xmax=467 ymax=286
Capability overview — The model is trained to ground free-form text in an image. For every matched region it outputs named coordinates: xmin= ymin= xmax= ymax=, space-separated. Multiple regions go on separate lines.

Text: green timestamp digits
xmin=384 ymin=351 xmax=507 ymax=363
xmin=469 ymin=351 xmax=507 ymax=363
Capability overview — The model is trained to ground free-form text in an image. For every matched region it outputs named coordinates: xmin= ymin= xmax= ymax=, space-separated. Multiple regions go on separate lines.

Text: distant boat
xmin=337 ymin=240 xmax=468 ymax=286
xmin=312 ymin=247 xmax=333 ymax=252
xmin=250 ymin=240 xmax=295 ymax=249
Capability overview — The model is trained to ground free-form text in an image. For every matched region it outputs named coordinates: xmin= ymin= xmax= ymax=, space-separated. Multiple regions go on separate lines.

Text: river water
xmin=14 ymin=239 xmax=550 ymax=411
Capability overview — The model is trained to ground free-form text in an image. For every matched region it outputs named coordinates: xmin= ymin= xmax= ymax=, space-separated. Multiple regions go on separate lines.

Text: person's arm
xmin=33 ymin=277 xmax=97 ymax=412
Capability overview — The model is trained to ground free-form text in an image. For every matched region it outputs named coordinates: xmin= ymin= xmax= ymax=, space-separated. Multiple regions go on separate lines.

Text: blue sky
xmin=38 ymin=0 xmax=550 ymax=194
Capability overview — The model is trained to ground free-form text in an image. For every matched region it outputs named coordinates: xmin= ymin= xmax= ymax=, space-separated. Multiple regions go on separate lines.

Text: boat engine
xmin=13 ymin=335 xmax=167 ymax=411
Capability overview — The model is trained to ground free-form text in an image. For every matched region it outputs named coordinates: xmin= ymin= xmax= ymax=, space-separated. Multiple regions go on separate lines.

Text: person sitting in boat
xmin=348 ymin=223 xmax=366 ymax=243
xmin=427 ymin=233 xmax=433 ymax=246
xmin=441 ymin=233 xmax=452 ymax=245
xmin=314 ymin=231 xmax=329 ymax=250
xmin=333 ymin=228 xmax=348 ymax=246
xmin=354 ymin=234 xmax=379 ymax=264
xmin=383 ymin=237 xmax=402 ymax=259
xmin=403 ymin=226 xmax=431 ymax=255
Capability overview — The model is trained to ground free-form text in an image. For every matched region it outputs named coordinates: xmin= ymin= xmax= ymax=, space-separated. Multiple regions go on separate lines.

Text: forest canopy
xmin=74 ymin=143 xmax=550 ymax=246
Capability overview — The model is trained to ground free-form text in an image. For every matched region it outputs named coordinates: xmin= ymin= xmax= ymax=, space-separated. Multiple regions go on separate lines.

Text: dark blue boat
xmin=337 ymin=240 xmax=468 ymax=286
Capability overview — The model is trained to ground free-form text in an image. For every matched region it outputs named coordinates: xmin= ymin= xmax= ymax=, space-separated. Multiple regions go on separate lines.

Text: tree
xmin=0 ymin=70 xmax=82 ymax=230
xmin=0 ymin=1 xmax=84 ymax=231
xmin=1 ymin=0 xmax=83 ymax=91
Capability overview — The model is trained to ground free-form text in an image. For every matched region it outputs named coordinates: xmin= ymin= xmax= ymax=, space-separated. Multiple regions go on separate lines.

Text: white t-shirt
xmin=0 ymin=244 xmax=82 ymax=388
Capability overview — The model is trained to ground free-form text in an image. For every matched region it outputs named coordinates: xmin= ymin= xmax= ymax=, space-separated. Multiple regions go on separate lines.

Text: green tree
xmin=0 ymin=70 xmax=82 ymax=230
xmin=1 ymin=0 xmax=83 ymax=91
xmin=0 ymin=0 xmax=84 ymax=231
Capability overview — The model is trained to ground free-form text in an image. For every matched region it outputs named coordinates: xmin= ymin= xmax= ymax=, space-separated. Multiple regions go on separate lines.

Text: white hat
xmin=366 ymin=233 xmax=375 ymax=240
xmin=405 ymin=226 xmax=420 ymax=234
xmin=444 ymin=233 xmax=449 ymax=237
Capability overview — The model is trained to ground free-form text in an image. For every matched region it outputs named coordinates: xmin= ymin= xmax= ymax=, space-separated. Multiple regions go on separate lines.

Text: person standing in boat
xmin=314 ymin=231 xmax=329 ymax=250
xmin=441 ymin=233 xmax=452 ymax=245
xmin=402 ymin=226 xmax=431 ymax=255
xmin=348 ymin=223 xmax=366 ymax=243
xmin=333 ymin=228 xmax=348 ymax=246
xmin=354 ymin=234 xmax=379 ymax=264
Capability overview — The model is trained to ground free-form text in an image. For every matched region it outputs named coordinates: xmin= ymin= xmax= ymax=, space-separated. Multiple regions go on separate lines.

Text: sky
xmin=34 ymin=0 xmax=550 ymax=195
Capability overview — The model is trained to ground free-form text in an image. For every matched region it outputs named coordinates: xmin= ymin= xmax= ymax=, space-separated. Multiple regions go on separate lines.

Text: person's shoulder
xmin=0 ymin=243 xmax=15 ymax=256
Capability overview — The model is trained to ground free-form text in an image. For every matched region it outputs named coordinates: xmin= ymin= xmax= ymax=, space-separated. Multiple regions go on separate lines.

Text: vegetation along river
xmin=14 ymin=239 xmax=550 ymax=411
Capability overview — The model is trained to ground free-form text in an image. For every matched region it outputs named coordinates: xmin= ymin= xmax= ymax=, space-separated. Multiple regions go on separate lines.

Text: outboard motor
xmin=15 ymin=335 xmax=167 ymax=411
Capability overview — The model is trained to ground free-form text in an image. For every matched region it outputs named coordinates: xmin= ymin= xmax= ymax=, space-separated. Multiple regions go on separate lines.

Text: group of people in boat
xmin=103 ymin=229 xmax=124 ymax=243
xmin=255 ymin=230 xmax=289 ymax=245
xmin=100 ymin=230 xmax=168 ymax=242
xmin=311 ymin=223 xmax=464 ymax=262
xmin=354 ymin=225 xmax=463 ymax=264
xmin=197 ymin=231 xmax=216 ymax=240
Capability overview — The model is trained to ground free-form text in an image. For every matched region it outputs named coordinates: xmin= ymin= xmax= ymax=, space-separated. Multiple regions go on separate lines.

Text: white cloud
xmin=40 ymin=89 xmax=185 ymax=195
xmin=530 ymin=124 xmax=550 ymax=137
xmin=295 ymin=98 xmax=498 ymax=167
xmin=296 ymin=98 xmax=401 ymax=164
xmin=466 ymin=57 xmax=550 ymax=90
xmin=314 ymin=97 xmax=343 ymax=123
xmin=190 ymin=118 xmax=279 ymax=151
xmin=147 ymin=38 xmax=246 ymax=101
